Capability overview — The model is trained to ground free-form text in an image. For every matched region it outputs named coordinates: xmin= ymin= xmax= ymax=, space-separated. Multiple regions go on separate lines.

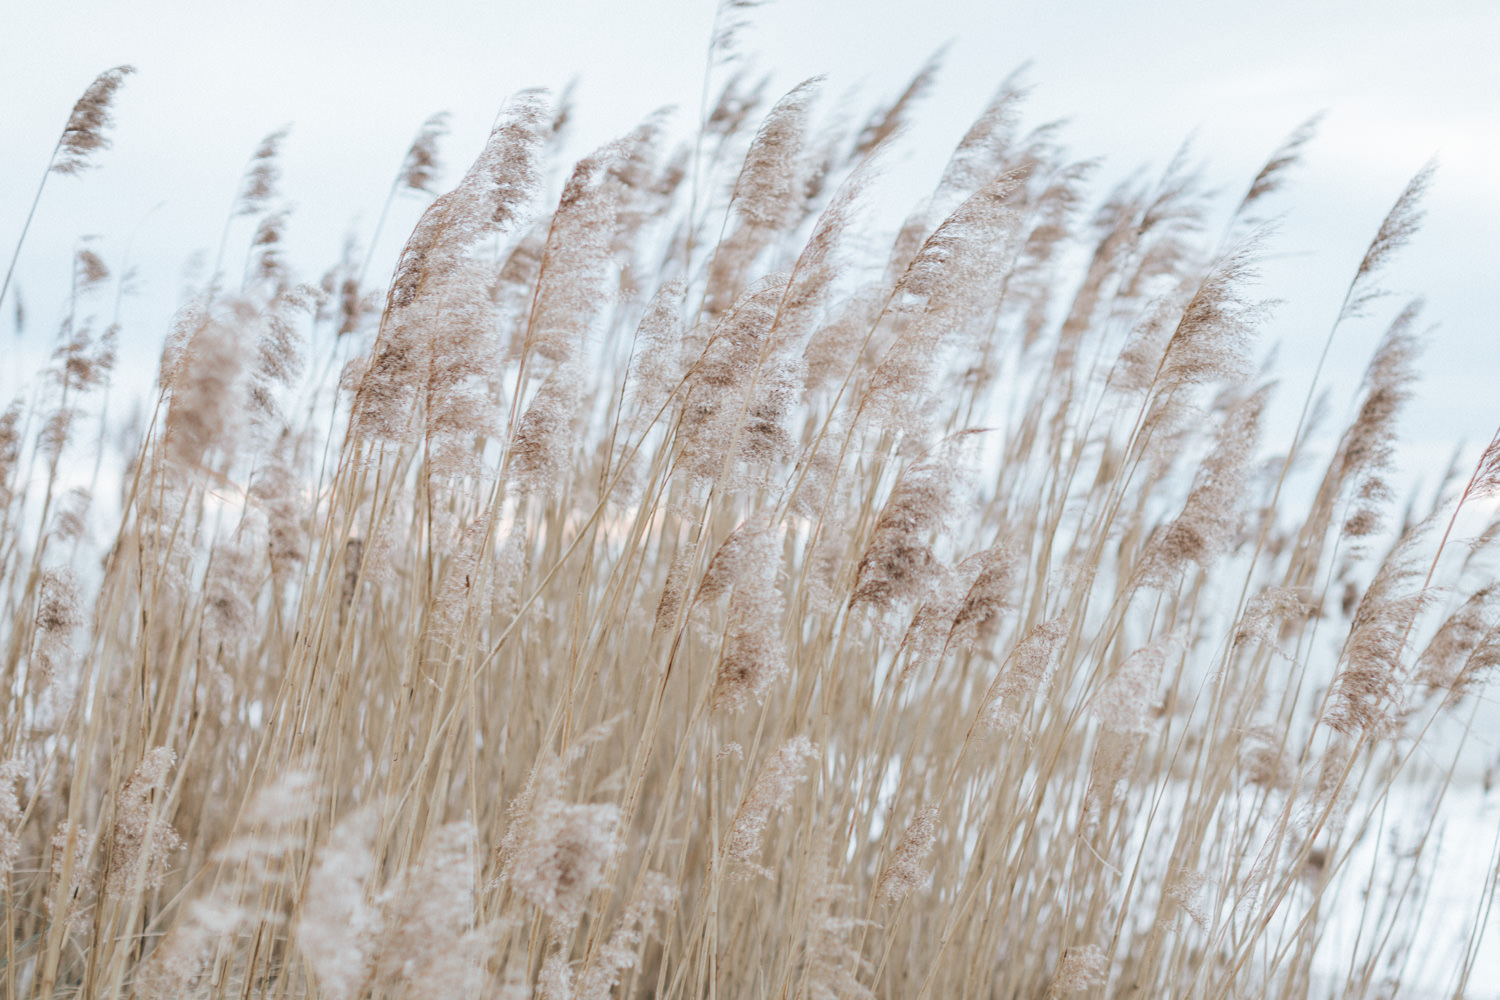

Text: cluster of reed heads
xmin=2 ymin=40 xmax=1499 ymax=1000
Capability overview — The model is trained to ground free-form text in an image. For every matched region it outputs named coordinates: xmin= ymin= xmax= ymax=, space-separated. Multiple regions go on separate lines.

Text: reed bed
xmin=2 ymin=34 xmax=1497 ymax=1000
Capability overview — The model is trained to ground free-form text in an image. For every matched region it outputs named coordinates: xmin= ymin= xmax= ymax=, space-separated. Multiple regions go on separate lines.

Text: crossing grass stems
xmin=2 ymin=33 xmax=1498 ymax=1000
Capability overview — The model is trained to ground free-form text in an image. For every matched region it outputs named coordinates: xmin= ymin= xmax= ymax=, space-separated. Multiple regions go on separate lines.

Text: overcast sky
xmin=2 ymin=0 xmax=1497 ymax=484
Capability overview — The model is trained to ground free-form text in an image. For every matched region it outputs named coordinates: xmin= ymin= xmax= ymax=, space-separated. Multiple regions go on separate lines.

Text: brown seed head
xmin=399 ymin=112 xmax=450 ymax=193
xmin=52 ymin=66 xmax=135 ymax=175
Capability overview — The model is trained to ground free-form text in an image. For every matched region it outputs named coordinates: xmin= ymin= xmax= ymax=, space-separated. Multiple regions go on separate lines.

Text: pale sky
xmin=2 ymin=0 xmax=1497 ymax=482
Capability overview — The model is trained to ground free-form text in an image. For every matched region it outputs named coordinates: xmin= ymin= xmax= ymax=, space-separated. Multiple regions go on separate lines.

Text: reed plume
xmin=52 ymin=65 xmax=136 ymax=176
xmin=1 ymin=45 xmax=1492 ymax=1000
xmin=1 ymin=66 xmax=135 ymax=311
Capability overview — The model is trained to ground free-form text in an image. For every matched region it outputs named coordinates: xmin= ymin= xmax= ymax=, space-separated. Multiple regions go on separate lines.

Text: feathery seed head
xmin=1235 ymin=586 xmax=1313 ymax=652
xmin=1237 ymin=112 xmax=1323 ymax=220
xmin=236 ymin=126 xmax=290 ymax=215
xmin=298 ymin=810 xmax=382 ymax=1000
xmin=693 ymin=520 xmax=790 ymax=711
xmin=51 ymin=488 xmax=90 ymax=546
xmin=1462 ymin=426 xmax=1500 ymax=504
xmin=1325 ymin=527 xmax=1433 ymax=734
xmin=1240 ymin=725 xmax=1293 ymax=791
xmin=376 ymin=822 xmax=485 ymax=995
xmin=851 ymin=433 xmax=982 ymax=618
xmin=52 ymin=66 xmax=135 ymax=175
xmin=1157 ymin=237 xmax=1270 ymax=389
xmin=573 ymin=870 xmax=676 ymax=1000
xmin=979 ymin=617 xmax=1067 ymax=732
xmin=712 ymin=0 xmax=773 ymax=63
xmin=852 ymin=46 xmax=947 ymax=160
xmin=1050 ymin=945 xmax=1108 ymax=996
xmin=714 ymin=567 xmax=788 ymax=712
xmin=164 ymin=312 xmax=246 ymax=467
xmin=400 ymin=112 xmax=450 ymax=193
xmin=1333 ymin=301 xmax=1424 ymax=533
xmin=626 ymin=279 xmax=687 ymax=423
xmin=1417 ymin=585 xmax=1500 ymax=706
xmin=0 ymin=761 xmax=23 ymax=878
xmin=876 ymin=805 xmax=939 ymax=905
xmin=521 ymin=133 xmax=637 ymax=367
xmin=513 ymin=798 xmax=622 ymax=931
xmin=36 ymin=566 xmax=82 ymax=636
xmin=705 ymin=72 xmax=767 ymax=138
xmin=1164 ymin=869 xmax=1213 ymax=927
xmin=1343 ymin=162 xmax=1435 ymax=321
xmin=0 ymin=402 xmax=20 ymax=506
xmin=382 ymin=91 xmax=546 ymax=317
xmin=508 ymin=359 xmax=585 ymax=495
xmin=1138 ymin=385 xmax=1268 ymax=584
xmin=946 ymin=545 xmax=1021 ymax=654
xmin=107 ymin=747 xmax=182 ymax=895
xmin=897 ymin=566 xmax=967 ymax=682
xmin=501 ymin=756 xmax=623 ymax=932
xmin=694 ymin=518 xmax=766 ymax=602
xmin=52 ymin=321 xmax=117 ymax=392
xmin=654 ymin=548 xmax=695 ymax=639
xmin=678 ymin=273 xmax=794 ymax=484
xmin=725 ymin=736 xmax=818 ymax=876
xmin=1094 ymin=632 xmax=1182 ymax=735
xmin=732 ymin=77 xmax=821 ymax=232
xmin=75 ymin=246 xmax=109 ymax=290
xmin=248 ymin=447 xmax=307 ymax=578
xmin=935 ymin=72 xmax=1030 ymax=207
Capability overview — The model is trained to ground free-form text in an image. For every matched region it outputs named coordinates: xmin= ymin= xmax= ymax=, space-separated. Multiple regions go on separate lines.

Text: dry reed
xmin=1 ymin=30 xmax=1496 ymax=1000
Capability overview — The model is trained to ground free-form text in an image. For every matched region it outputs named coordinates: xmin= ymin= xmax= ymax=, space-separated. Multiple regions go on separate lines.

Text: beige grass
xmin=2 ymin=31 xmax=1498 ymax=1000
